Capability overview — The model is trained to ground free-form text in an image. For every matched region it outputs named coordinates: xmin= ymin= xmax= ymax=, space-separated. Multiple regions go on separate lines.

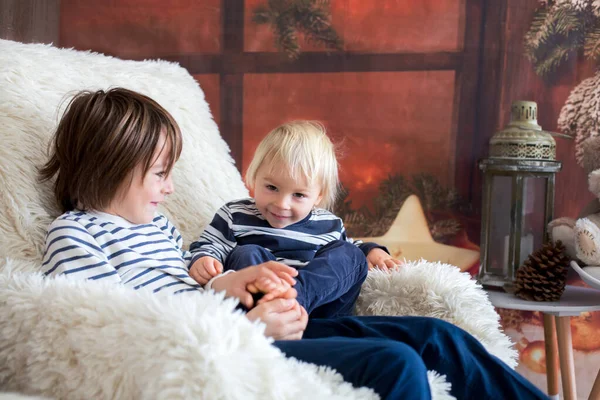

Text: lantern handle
xmin=548 ymin=131 xmax=573 ymax=140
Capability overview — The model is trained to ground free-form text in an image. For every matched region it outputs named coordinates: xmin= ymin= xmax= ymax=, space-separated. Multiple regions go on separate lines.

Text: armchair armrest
xmin=356 ymin=260 xmax=518 ymax=368
xmin=0 ymin=261 xmax=377 ymax=400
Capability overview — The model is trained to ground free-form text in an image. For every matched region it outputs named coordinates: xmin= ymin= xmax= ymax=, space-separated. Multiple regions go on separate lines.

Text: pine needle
xmin=251 ymin=0 xmax=343 ymax=58
xmin=584 ymin=27 xmax=600 ymax=59
xmin=524 ymin=3 xmax=590 ymax=78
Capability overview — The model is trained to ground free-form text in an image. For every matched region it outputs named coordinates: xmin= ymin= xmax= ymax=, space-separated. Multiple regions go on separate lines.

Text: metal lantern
xmin=478 ymin=101 xmax=562 ymax=290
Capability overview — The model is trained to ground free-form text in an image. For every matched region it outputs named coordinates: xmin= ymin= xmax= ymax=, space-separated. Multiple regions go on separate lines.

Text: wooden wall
xmin=475 ymin=0 xmax=595 ymax=219
xmin=2 ymin=1 xmax=600 ymax=396
xmin=1 ymin=0 xmax=592 ymax=217
xmin=0 ymin=0 xmax=59 ymax=44
xmin=52 ymin=0 xmax=483 ymax=215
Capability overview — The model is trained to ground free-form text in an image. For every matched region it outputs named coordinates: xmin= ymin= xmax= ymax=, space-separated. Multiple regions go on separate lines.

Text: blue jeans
xmin=275 ymin=316 xmax=548 ymax=400
xmin=224 ymin=241 xmax=368 ymax=318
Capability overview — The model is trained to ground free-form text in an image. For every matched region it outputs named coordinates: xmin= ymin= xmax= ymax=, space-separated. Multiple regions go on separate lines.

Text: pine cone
xmin=514 ymin=241 xmax=570 ymax=302
xmin=497 ymin=308 xmax=525 ymax=333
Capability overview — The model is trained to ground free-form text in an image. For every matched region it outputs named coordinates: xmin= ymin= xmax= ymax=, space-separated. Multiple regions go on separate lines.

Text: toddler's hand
xmin=189 ymin=256 xmax=223 ymax=285
xmin=247 ymin=276 xmax=297 ymax=305
xmin=367 ymin=248 xmax=401 ymax=271
xmin=210 ymin=261 xmax=297 ymax=308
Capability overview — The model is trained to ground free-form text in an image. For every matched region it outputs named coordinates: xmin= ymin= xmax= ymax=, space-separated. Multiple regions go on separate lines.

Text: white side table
xmin=570 ymin=261 xmax=600 ymax=400
xmin=486 ymin=285 xmax=600 ymax=400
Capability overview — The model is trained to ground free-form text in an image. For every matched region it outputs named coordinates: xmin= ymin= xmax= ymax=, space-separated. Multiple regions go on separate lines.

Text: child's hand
xmin=210 ymin=261 xmax=298 ymax=308
xmin=246 ymin=299 xmax=307 ymax=340
xmin=189 ymin=256 xmax=223 ymax=284
xmin=257 ymin=279 xmax=297 ymax=304
xmin=367 ymin=248 xmax=401 ymax=271
xmin=248 ymin=277 xmax=298 ymax=305
xmin=247 ymin=277 xmax=276 ymax=294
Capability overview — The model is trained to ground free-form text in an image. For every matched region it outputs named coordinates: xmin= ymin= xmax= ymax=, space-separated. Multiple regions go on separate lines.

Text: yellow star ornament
xmin=355 ymin=195 xmax=480 ymax=272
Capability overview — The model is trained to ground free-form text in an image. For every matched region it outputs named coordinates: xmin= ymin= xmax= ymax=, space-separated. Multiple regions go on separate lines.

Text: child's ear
xmin=315 ymin=193 xmax=324 ymax=207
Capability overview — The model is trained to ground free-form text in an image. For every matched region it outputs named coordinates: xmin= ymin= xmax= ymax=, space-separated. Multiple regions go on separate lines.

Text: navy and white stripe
xmin=190 ymin=198 xmax=381 ymax=267
xmin=42 ymin=210 xmax=201 ymax=296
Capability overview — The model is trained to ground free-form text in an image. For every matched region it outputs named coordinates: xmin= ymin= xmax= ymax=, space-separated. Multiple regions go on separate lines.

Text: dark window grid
xmin=167 ymin=0 xmax=483 ymax=204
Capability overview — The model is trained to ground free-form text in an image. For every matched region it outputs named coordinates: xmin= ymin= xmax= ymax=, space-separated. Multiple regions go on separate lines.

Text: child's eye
xmin=266 ymin=184 xmax=277 ymax=191
xmin=156 ymin=171 xmax=166 ymax=178
xmin=293 ymin=193 xmax=306 ymax=199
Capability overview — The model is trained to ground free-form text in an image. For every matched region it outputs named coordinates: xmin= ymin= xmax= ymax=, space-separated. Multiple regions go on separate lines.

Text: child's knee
xmin=342 ymin=242 xmax=368 ymax=275
xmin=376 ymin=342 xmax=428 ymax=378
xmin=420 ymin=317 xmax=476 ymax=351
xmin=324 ymin=240 xmax=367 ymax=261
xmin=231 ymin=244 xmax=266 ymax=256
xmin=427 ymin=317 xmax=466 ymax=337
xmin=226 ymin=244 xmax=273 ymax=270
xmin=355 ymin=341 xmax=429 ymax=399
xmin=311 ymin=241 xmax=367 ymax=282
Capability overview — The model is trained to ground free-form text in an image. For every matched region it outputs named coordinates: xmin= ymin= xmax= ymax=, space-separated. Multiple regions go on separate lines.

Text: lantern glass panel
xmin=478 ymin=150 xmax=561 ymax=289
xmin=487 ymin=176 xmax=512 ymax=278
xmin=487 ymin=175 xmax=548 ymax=281
xmin=519 ymin=176 xmax=547 ymax=265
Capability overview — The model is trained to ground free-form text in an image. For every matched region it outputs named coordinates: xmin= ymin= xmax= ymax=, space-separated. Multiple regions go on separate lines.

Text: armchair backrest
xmin=0 ymin=39 xmax=248 ymax=272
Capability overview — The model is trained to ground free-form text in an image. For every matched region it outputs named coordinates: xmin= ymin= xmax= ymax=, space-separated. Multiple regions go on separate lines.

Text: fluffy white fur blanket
xmin=0 ymin=39 xmax=515 ymax=399
xmin=0 ymin=258 xmax=513 ymax=400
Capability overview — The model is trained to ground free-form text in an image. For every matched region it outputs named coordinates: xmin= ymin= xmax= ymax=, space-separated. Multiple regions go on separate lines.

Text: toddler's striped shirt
xmin=190 ymin=198 xmax=382 ymax=267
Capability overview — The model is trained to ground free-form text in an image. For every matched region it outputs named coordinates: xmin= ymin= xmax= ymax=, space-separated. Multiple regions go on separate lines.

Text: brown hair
xmin=39 ymin=87 xmax=182 ymax=212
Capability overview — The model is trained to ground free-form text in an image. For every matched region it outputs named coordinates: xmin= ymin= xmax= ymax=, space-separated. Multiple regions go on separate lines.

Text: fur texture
xmin=0 ymin=395 xmax=49 ymax=400
xmin=0 ymin=262 xmax=378 ymax=400
xmin=0 ymin=39 xmax=248 ymax=266
xmin=0 ymin=39 xmax=515 ymax=399
xmin=356 ymin=263 xmax=518 ymax=368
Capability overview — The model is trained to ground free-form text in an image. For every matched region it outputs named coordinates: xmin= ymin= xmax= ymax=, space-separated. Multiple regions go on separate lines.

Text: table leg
xmin=555 ymin=316 xmax=577 ymax=400
xmin=590 ymin=369 xmax=600 ymax=400
xmin=543 ymin=314 xmax=560 ymax=400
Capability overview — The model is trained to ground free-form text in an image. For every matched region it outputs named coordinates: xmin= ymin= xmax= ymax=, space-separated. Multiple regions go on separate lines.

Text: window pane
xmin=242 ymin=71 xmax=456 ymax=209
xmin=193 ymin=74 xmax=220 ymax=128
xmin=245 ymin=0 xmax=464 ymax=54
xmin=60 ymin=0 xmax=221 ymax=58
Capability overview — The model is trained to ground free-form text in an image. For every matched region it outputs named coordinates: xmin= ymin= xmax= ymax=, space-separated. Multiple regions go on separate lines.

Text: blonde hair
xmin=245 ymin=121 xmax=339 ymax=210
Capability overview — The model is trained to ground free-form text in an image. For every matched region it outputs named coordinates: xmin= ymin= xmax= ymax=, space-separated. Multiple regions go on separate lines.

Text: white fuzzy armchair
xmin=0 ymin=39 xmax=516 ymax=400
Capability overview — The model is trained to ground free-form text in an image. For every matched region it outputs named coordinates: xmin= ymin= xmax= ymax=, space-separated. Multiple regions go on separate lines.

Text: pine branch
xmin=314 ymin=0 xmax=331 ymax=8
xmin=584 ymin=27 xmax=600 ymax=59
xmin=294 ymin=0 xmax=343 ymax=51
xmin=534 ymin=44 xmax=577 ymax=76
xmin=335 ymin=173 xmax=468 ymax=239
xmin=252 ymin=5 xmax=273 ymax=25
xmin=411 ymin=174 xmax=450 ymax=211
xmin=332 ymin=184 xmax=352 ymax=215
xmin=251 ymin=0 xmax=343 ymax=59
xmin=430 ymin=219 xmax=462 ymax=242
xmin=552 ymin=6 xmax=583 ymax=35
xmin=267 ymin=0 xmax=287 ymax=11
xmin=524 ymin=4 xmax=587 ymax=77
xmin=371 ymin=175 xmax=410 ymax=224
xmin=525 ymin=7 xmax=553 ymax=58
xmin=275 ymin=15 xmax=300 ymax=58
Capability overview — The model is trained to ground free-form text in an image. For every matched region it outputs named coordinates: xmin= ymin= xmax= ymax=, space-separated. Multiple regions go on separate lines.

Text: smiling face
xmin=103 ymin=134 xmax=175 ymax=224
xmin=253 ymin=162 xmax=323 ymax=228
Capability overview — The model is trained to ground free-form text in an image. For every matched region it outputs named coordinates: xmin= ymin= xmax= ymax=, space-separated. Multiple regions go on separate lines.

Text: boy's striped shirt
xmin=42 ymin=210 xmax=201 ymax=295
xmin=190 ymin=198 xmax=382 ymax=267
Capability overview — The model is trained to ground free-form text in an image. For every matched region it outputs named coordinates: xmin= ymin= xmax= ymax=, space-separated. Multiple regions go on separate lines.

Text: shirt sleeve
xmin=156 ymin=214 xmax=194 ymax=268
xmin=340 ymin=222 xmax=389 ymax=257
xmin=41 ymin=218 xmax=121 ymax=283
xmin=189 ymin=204 xmax=237 ymax=265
